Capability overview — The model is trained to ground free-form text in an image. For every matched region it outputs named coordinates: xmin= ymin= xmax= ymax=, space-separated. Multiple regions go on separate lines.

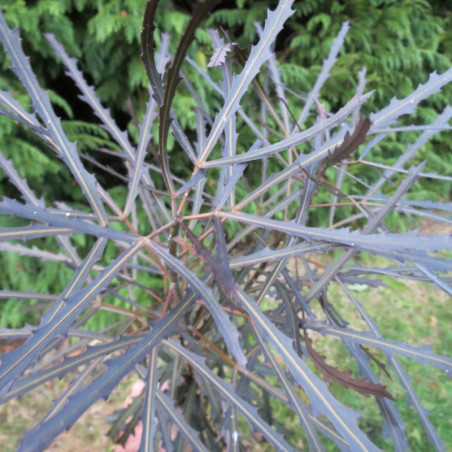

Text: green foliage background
xmin=0 ymin=0 xmax=451 ymax=326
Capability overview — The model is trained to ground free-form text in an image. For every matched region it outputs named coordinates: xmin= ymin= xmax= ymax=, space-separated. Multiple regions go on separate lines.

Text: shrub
xmin=0 ymin=0 xmax=451 ymax=450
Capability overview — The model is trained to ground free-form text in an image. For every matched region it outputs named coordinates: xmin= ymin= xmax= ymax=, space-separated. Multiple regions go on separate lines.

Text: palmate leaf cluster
xmin=0 ymin=0 xmax=452 ymax=451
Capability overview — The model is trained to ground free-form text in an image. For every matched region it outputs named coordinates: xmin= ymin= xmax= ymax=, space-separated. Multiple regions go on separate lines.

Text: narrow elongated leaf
xmin=0 ymin=240 xmax=143 ymax=394
xmin=188 ymin=177 xmax=207 ymax=230
xmin=227 ymin=187 xmax=306 ymax=248
xmin=0 ymin=225 xmax=73 ymax=242
xmin=0 ymin=90 xmax=45 ymax=135
xmin=414 ymin=264 xmax=452 ymax=297
xmin=254 ymin=161 xmax=320 ymax=304
xmin=187 ymin=52 xmax=278 ymax=144
xmin=45 ymin=33 xmax=172 ymax=223
xmin=41 ymin=238 xmax=107 ymax=326
xmin=390 ymin=357 xmax=446 ymax=451
xmin=234 ymin=288 xmax=380 ymax=451
xmin=336 ymin=282 xmax=410 ymax=450
xmin=0 ymin=13 xmax=107 ymax=224
xmin=156 ymin=389 xmax=209 ymax=452
xmin=370 ymin=68 xmax=452 ymax=128
xmin=0 ymin=291 xmax=58 ymax=303
xmin=141 ymin=0 xmax=164 ymax=105
xmin=320 ymin=117 xmax=371 ymax=172
xmin=338 ymin=281 xmax=446 ymax=450
xmin=252 ymin=323 xmax=325 ymax=451
xmin=17 ymin=284 xmax=198 ymax=451
xmin=141 ymin=4 xmax=196 ymax=164
xmin=303 ymin=330 xmax=394 ymax=400
xmin=1 ymin=336 xmax=144 ymax=403
xmin=348 ymin=343 xmax=409 ymax=451
xmin=368 ymin=106 xmax=452 ymax=195
xmin=42 ymin=356 xmax=103 ymax=422
xmin=147 ymin=235 xmax=247 ymax=368
xmin=282 ymin=271 xmax=316 ymax=318
xmin=352 ymin=247 xmax=451 ymax=274
xmin=164 ymin=339 xmax=296 ymax=452
xmin=262 ymin=30 xmax=291 ymax=132
xmin=124 ymin=88 xmax=158 ymax=217
xmin=213 ymin=215 xmax=235 ymax=295
xmin=296 ymin=21 xmax=350 ymax=127
xmin=207 ymin=31 xmax=241 ymax=209
xmin=159 ymin=0 xmax=219 ymax=194
xmin=198 ymin=0 xmax=296 ymax=164
xmin=45 ymin=34 xmax=135 ymax=160
xmin=0 ymin=154 xmax=43 ymax=207
xmin=175 ymin=169 xmax=206 ymax=196
xmin=306 ymin=163 xmax=427 ymax=301
xmin=0 ymin=242 xmax=70 ymax=265
xmin=216 ymin=163 xmax=246 ymax=210
xmin=329 ymin=68 xmax=368 ymax=225
xmin=0 ymin=199 xmax=138 ymax=243
xmin=139 ymin=347 xmax=159 ymax=452
xmin=201 ymin=92 xmax=372 ymax=168
xmin=306 ymin=323 xmax=452 ymax=374
xmin=230 ymin=242 xmax=334 ymax=269
xmin=218 ymin=211 xmax=451 ymax=253
xmin=230 ymin=33 xmax=289 ymax=135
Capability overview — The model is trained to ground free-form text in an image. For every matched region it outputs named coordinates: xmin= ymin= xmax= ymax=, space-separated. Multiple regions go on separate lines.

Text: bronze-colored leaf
xmin=303 ymin=330 xmax=394 ymax=400
xmin=327 ymin=116 xmax=371 ymax=166
xmin=317 ymin=116 xmax=371 ymax=181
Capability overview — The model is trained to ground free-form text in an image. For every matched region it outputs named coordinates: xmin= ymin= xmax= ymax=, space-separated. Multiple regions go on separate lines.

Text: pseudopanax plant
xmin=0 ymin=0 xmax=451 ymax=450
